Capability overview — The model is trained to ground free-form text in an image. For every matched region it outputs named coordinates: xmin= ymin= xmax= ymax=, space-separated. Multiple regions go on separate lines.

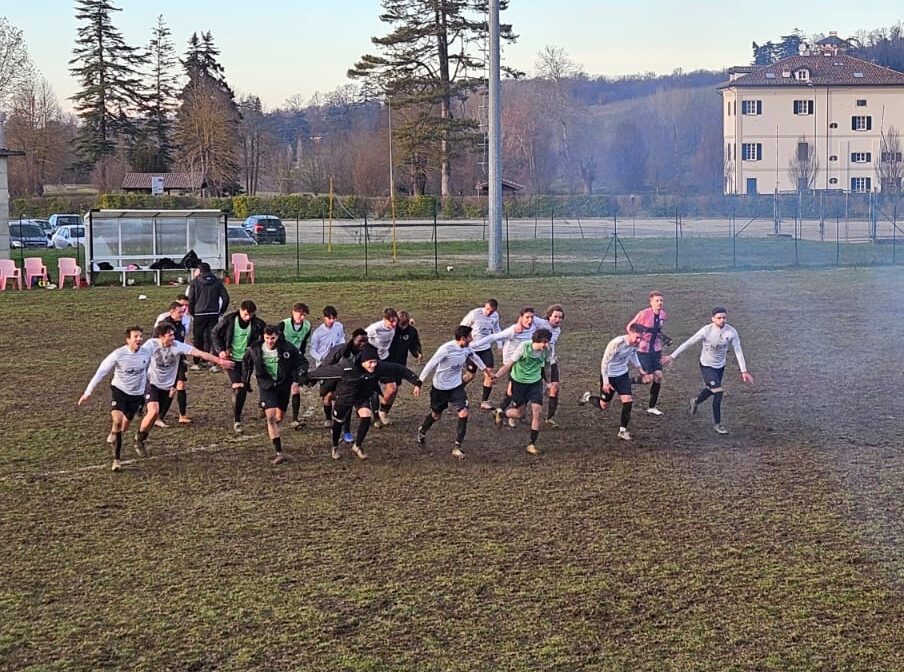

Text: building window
xmin=742 ymin=143 xmax=762 ymax=161
xmin=798 ymin=142 xmax=811 ymax=161
xmin=851 ymin=177 xmax=872 ymax=192
xmin=852 ymin=116 xmax=872 ymax=131
xmin=851 ymin=152 xmax=872 ymax=163
xmin=793 ymin=100 xmax=814 ymax=115
xmin=829 ymin=178 xmax=839 ymax=185
xmin=881 ymin=151 xmax=903 ymax=162
xmin=829 ymin=122 xmax=838 ymax=129
xmin=794 ymin=69 xmax=810 ymax=81
xmin=856 ymin=99 xmax=867 ymax=107
xmin=741 ymin=100 xmax=762 ymax=115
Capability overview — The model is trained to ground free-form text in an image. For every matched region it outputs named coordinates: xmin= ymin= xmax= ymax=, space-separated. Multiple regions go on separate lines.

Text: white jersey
xmin=533 ymin=316 xmax=562 ymax=364
xmin=459 ymin=308 xmax=500 ymax=352
xmin=366 ymin=320 xmax=396 ymax=360
xmin=84 ymin=345 xmax=152 ymax=397
xmin=143 ymin=339 xmax=194 ymax=389
xmin=154 ymin=310 xmax=191 ymax=337
xmin=600 ymin=335 xmax=641 ymax=386
xmin=472 ymin=321 xmax=537 ymax=365
xmin=419 ymin=340 xmax=487 ymax=390
xmin=310 ymin=321 xmax=346 ymax=366
xmin=670 ymin=324 xmax=748 ymax=372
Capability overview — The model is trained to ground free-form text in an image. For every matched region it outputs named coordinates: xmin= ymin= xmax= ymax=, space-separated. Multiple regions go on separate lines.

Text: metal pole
xmin=364 ymin=211 xmax=369 ymax=277
xmin=295 ymin=212 xmax=300 ymax=279
xmin=505 ymin=211 xmax=510 ymax=274
xmin=675 ymin=209 xmax=679 ymax=270
xmin=551 ymin=209 xmax=555 ymax=274
xmin=486 ymin=0 xmax=503 ymax=271
xmin=388 ymin=99 xmax=397 ymax=263
xmin=433 ymin=198 xmax=438 ymax=277
xmin=836 ymin=211 xmax=840 ymax=265
xmin=894 ymin=203 xmax=897 ymax=264
xmin=613 ymin=212 xmax=618 ymax=272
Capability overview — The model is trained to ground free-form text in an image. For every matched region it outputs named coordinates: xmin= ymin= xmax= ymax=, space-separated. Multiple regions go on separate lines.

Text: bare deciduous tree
xmin=0 ymin=17 xmax=35 ymax=112
xmin=787 ymin=135 xmax=818 ymax=191
xmin=878 ymin=127 xmax=904 ymax=193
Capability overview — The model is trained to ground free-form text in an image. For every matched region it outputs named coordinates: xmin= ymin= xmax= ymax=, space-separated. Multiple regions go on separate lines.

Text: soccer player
xmin=153 ymin=299 xmax=193 ymax=426
xmin=472 ymin=306 xmax=537 ymax=412
xmin=533 ymin=304 xmax=565 ymax=428
xmin=134 ymin=323 xmax=231 ymax=457
xmin=308 ymin=345 xmax=421 ymax=461
xmin=278 ymin=302 xmax=312 ymax=429
xmin=416 ymin=325 xmax=494 ymax=459
xmin=492 ymin=328 xmax=552 ymax=455
xmin=579 ymin=323 xmax=648 ymax=441
xmin=365 ymin=307 xmax=399 ymax=425
xmin=459 ymin=299 xmax=501 ymax=410
xmin=78 ymin=326 xmax=152 ymax=472
xmin=663 ymin=306 xmax=754 ymax=434
xmin=212 ymin=299 xmax=267 ymax=432
xmin=319 ymin=328 xmax=368 ymax=443
xmin=310 ymin=305 xmax=347 ymax=427
xmin=243 ymin=325 xmax=304 ymax=465
xmin=187 ymin=262 xmax=230 ymax=370
xmin=627 ymin=290 xmax=669 ymax=416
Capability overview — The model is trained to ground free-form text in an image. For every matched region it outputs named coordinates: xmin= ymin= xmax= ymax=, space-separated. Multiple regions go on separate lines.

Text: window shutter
xmin=852 ymin=117 xmax=857 ymax=130
xmin=756 ymin=100 xmax=762 ymax=115
xmin=793 ymin=101 xmax=797 ymax=114
xmin=867 ymin=116 xmax=872 ymax=130
xmin=808 ymin=101 xmax=814 ymax=114
xmin=756 ymin=144 xmax=762 ymax=161
xmin=866 ymin=152 xmax=872 ymax=162
xmin=866 ymin=178 xmax=872 ymax=190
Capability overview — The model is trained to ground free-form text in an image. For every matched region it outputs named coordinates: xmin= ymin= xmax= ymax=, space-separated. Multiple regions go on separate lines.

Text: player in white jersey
xmin=579 ymin=324 xmax=648 ymax=441
xmin=533 ymin=304 xmax=564 ymax=428
xmin=79 ymin=326 xmax=152 ymax=471
xmin=133 ymin=322 xmax=231 ymax=457
xmin=310 ymin=305 xmax=347 ymax=427
xmin=416 ymin=325 xmax=494 ymax=459
xmin=471 ymin=306 xmax=536 ymax=413
xmin=153 ymin=298 xmax=193 ymax=426
xmin=365 ymin=307 xmax=399 ymax=426
xmin=459 ymin=299 xmax=501 ymax=409
xmin=663 ymin=306 xmax=754 ymax=434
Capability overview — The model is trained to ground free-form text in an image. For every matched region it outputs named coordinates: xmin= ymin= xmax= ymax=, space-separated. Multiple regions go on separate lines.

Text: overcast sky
xmin=5 ymin=1 xmax=904 ymax=110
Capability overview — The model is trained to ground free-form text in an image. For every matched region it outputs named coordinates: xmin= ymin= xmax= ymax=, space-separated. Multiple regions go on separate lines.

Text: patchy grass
xmin=1 ymin=268 xmax=903 ymax=670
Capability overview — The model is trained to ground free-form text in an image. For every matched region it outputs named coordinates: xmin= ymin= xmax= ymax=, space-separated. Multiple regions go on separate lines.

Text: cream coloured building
xmin=721 ymin=54 xmax=904 ymax=195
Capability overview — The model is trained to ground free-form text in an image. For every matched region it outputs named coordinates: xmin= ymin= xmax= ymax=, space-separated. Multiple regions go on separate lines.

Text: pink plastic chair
xmin=24 ymin=257 xmax=49 ymax=288
xmin=0 ymin=259 xmax=22 ymax=290
xmin=231 ymin=252 xmax=255 ymax=285
xmin=58 ymin=257 xmax=82 ymax=289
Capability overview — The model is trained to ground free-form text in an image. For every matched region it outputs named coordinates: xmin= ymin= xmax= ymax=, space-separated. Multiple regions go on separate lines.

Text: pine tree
xmin=132 ymin=14 xmax=179 ymax=172
xmin=69 ymin=0 xmax=146 ymax=168
xmin=348 ymin=0 xmax=518 ymax=198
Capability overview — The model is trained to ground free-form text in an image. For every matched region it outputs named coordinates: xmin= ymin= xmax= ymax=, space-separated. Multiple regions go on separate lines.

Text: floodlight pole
xmin=487 ymin=0 xmax=503 ymax=272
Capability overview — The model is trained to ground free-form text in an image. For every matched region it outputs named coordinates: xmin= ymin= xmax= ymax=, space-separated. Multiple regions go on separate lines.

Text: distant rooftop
xmin=721 ymin=54 xmax=904 ymax=88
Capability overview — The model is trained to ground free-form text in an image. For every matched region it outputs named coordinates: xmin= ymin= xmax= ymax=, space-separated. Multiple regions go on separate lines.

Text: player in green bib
xmin=279 ymin=302 xmax=313 ymax=429
xmin=493 ymin=328 xmax=552 ymax=455
xmin=212 ymin=300 xmax=266 ymax=432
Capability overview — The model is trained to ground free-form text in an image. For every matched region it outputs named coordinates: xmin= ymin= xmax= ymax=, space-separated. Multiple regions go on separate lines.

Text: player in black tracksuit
xmin=308 ymin=345 xmax=421 ymax=461
xmin=187 ymin=262 xmax=230 ymax=366
xmin=380 ymin=311 xmax=422 ymax=424
xmin=242 ymin=325 xmax=303 ymax=464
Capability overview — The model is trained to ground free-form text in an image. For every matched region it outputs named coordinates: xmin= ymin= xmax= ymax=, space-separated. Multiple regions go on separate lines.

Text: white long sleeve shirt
xmin=532 ymin=316 xmax=562 ymax=364
xmin=472 ymin=321 xmax=537 ymax=365
xmin=366 ymin=320 xmax=396 ymax=360
xmin=600 ymin=335 xmax=641 ymax=387
xmin=154 ymin=310 xmax=191 ymax=337
xmin=83 ymin=346 xmax=152 ymax=397
xmin=419 ymin=340 xmax=486 ymax=390
xmin=670 ymin=323 xmax=748 ymax=372
xmin=459 ymin=308 xmax=500 ymax=352
xmin=310 ymin=321 xmax=346 ymax=366
xmin=143 ymin=339 xmax=195 ymax=389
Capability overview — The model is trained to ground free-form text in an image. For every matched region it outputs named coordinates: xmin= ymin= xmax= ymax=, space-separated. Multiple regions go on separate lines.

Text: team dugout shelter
xmin=85 ymin=209 xmax=228 ymax=286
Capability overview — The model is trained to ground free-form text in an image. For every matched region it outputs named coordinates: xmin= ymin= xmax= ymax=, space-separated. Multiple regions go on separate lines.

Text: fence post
xmin=295 ymin=210 xmax=300 ymax=279
xmin=550 ymin=209 xmax=555 ymax=274
xmin=613 ymin=211 xmax=618 ymax=272
xmin=675 ymin=208 xmax=679 ymax=270
xmin=363 ymin=211 xmax=369 ymax=277
xmin=433 ymin=198 xmax=438 ymax=277
xmin=894 ymin=203 xmax=898 ymax=265
xmin=835 ymin=211 xmax=840 ymax=266
xmin=731 ymin=209 xmax=736 ymax=269
xmin=505 ymin=211 xmax=510 ymax=275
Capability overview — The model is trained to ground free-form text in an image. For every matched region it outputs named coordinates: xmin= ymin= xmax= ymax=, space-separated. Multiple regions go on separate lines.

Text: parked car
xmin=30 ymin=219 xmax=54 ymax=239
xmin=51 ymin=224 xmax=87 ymax=249
xmin=242 ymin=215 xmax=286 ymax=244
xmin=48 ymin=214 xmax=84 ymax=230
xmin=227 ymin=226 xmax=257 ymax=246
xmin=8 ymin=222 xmax=52 ymax=249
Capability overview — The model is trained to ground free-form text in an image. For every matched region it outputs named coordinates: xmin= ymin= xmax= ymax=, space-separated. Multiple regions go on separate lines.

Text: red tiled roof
xmin=121 ymin=173 xmax=206 ymax=190
xmin=721 ymin=55 xmax=904 ymax=88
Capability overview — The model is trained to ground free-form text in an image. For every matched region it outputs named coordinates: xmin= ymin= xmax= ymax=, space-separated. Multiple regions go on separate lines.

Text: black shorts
xmin=332 ymin=397 xmax=375 ymax=423
xmin=144 ymin=383 xmax=172 ymax=404
xmin=319 ymin=379 xmax=338 ymax=397
xmin=430 ymin=384 xmax=469 ymax=414
xmin=111 ymin=385 xmax=145 ymax=420
xmin=541 ymin=362 xmax=560 ymax=383
xmin=466 ymin=348 xmax=494 ymax=373
xmin=700 ymin=365 xmax=725 ymax=389
xmin=259 ymin=383 xmax=292 ymax=412
xmin=511 ymin=379 xmax=544 ymax=407
xmin=227 ymin=360 xmax=244 ymax=385
xmin=637 ymin=351 xmax=662 ymax=373
xmin=600 ymin=372 xmax=632 ymax=398
xmin=176 ymin=358 xmax=188 ymax=383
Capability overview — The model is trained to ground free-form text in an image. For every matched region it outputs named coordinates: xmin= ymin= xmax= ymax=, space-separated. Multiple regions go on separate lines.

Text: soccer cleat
xmin=233 ymin=421 xmax=243 ymax=433
xmin=526 ymin=443 xmax=540 ymax=455
xmin=493 ymin=409 xmax=504 ymax=427
xmin=579 ymin=391 xmax=591 ymax=406
xmin=378 ymin=410 xmax=392 ymax=426
xmin=507 ymin=417 xmax=518 ymax=428
xmin=351 ymin=444 xmax=368 ymax=460
xmin=290 ymin=419 xmax=305 ymax=429
xmin=331 ymin=446 xmax=340 ymax=460
xmin=106 ymin=432 xmax=115 ymax=444
xmin=617 ymin=427 xmax=632 ymax=441
xmin=646 ymin=407 xmax=664 ymax=416
xmin=451 ymin=445 xmax=465 ymax=460
xmin=272 ymin=453 xmax=286 ymax=465
xmin=189 ymin=364 xmax=201 ymax=371
xmin=417 ymin=428 xmax=427 ymax=446
xmin=479 ymin=400 xmax=494 ymax=411
xmin=154 ymin=419 xmax=169 ymax=429
xmin=178 ymin=415 xmax=192 ymax=425
xmin=689 ymin=398 xmax=699 ymax=416
xmin=322 ymin=419 xmax=333 ymax=428
xmin=342 ymin=431 xmax=354 ymax=444
xmin=134 ymin=435 xmax=148 ymax=458
xmin=209 ymin=365 xmax=221 ymax=373
xmin=111 ymin=459 xmax=122 ymax=472
xmin=544 ymin=418 xmax=561 ymax=429
xmin=714 ymin=424 xmax=729 ymax=435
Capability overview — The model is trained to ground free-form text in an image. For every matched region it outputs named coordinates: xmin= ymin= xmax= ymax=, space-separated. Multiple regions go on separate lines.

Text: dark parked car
xmin=227 ymin=226 xmax=257 ymax=246
xmin=242 ymin=215 xmax=286 ymax=244
xmin=8 ymin=222 xmax=52 ymax=249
